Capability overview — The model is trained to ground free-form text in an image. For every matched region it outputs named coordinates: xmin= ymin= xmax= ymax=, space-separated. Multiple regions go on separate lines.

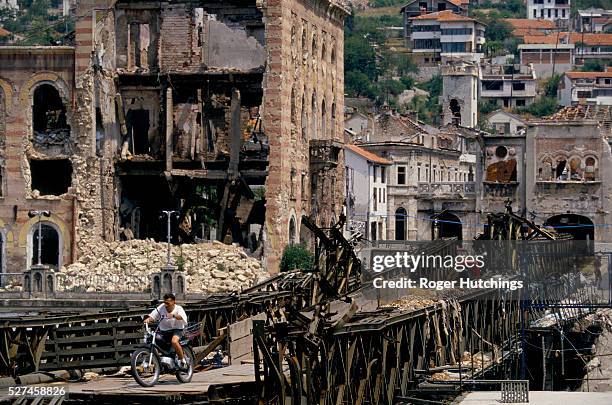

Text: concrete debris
xmin=60 ymin=240 xmax=269 ymax=293
xmin=430 ymin=371 xmax=453 ymax=381
xmin=81 ymin=372 xmax=100 ymax=381
xmin=382 ymin=297 xmax=437 ymax=311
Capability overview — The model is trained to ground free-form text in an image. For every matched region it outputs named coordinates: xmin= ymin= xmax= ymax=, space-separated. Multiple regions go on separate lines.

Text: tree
xmin=580 ymin=59 xmax=607 ymax=72
xmin=280 ymin=244 xmax=314 ymax=272
xmin=519 ymin=97 xmax=559 ymax=118
xmin=544 ymin=74 xmax=562 ymax=98
xmin=345 ymin=36 xmax=378 ymax=80
xmin=345 ymin=70 xmax=377 ymax=98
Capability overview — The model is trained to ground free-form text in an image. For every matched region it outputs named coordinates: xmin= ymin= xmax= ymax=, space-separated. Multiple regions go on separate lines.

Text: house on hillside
xmin=503 ymin=18 xmax=556 ymax=40
xmin=405 ymin=10 xmax=485 ymax=66
xmin=526 ymin=0 xmax=570 ymax=27
xmin=559 ymin=69 xmax=612 ymax=106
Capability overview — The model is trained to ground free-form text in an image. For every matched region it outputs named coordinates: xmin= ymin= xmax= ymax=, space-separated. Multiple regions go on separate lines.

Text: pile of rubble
xmin=60 ymin=239 xmax=269 ymax=293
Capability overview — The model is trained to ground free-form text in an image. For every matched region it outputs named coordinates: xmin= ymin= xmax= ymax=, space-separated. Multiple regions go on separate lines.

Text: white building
xmin=345 ymin=112 xmax=373 ymax=141
xmin=485 ymin=110 xmax=529 ymax=135
xmin=0 ymin=0 xmax=18 ymax=10
xmin=441 ymin=61 xmax=479 ymax=128
xmin=344 ymin=144 xmax=392 ymax=242
xmin=408 ymin=10 xmax=485 ymax=66
xmin=480 ymin=64 xmax=537 ymax=109
xmin=559 ymin=70 xmax=612 ymax=106
xmin=527 ymin=0 xmax=570 ymax=26
xmin=576 ymin=8 xmax=612 ymax=33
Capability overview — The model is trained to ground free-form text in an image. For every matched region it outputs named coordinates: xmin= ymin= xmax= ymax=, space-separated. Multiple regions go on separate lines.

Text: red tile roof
xmin=410 ymin=10 xmax=477 ymax=23
xmin=345 ymin=144 xmax=392 ymax=165
xmin=504 ymin=18 xmax=557 ymax=29
xmin=0 ymin=27 xmax=11 ymax=37
xmin=522 ymin=32 xmax=612 ymax=46
xmin=566 ymin=71 xmax=612 ymax=79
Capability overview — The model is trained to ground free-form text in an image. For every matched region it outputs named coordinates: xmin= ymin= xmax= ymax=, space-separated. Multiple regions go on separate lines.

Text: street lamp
xmin=160 ymin=210 xmax=178 ymax=267
xmin=28 ymin=210 xmax=51 ymax=267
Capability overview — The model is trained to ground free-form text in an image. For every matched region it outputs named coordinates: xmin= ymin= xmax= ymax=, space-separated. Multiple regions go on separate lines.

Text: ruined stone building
xmin=357 ymin=112 xmax=481 ymax=241
xmin=0 ymin=0 xmax=348 ymax=274
xmin=480 ymin=106 xmax=612 ymax=242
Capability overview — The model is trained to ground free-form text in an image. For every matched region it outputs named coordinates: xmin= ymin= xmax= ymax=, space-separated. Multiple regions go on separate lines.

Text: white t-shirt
xmin=148 ymin=304 xmax=188 ymax=331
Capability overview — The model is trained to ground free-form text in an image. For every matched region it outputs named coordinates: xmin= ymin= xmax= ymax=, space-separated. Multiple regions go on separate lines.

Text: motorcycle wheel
xmin=131 ymin=348 xmax=161 ymax=387
xmin=175 ymin=346 xmax=195 ymax=383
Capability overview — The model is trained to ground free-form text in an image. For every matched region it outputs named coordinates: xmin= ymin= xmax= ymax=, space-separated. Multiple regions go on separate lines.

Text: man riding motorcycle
xmin=144 ymin=293 xmax=189 ymax=369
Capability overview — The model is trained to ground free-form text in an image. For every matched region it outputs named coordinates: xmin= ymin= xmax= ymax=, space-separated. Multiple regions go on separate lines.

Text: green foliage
xmin=376 ymin=78 xmax=407 ymax=97
xmin=174 ymin=250 xmax=186 ymax=272
xmin=479 ymin=100 xmax=499 ymax=117
xmin=410 ymin=76 xmax=444 ymax=125
xmin=518 ymin=97 xmax=559 ymax=118
xmin=418 ymin=75 xmax=442 ymax=99
xmin=544 ymin=74 xmax=563 ymax=98
xmin=368 ymin=0 xmax=405 ymax=7
xmin=253 ymin=187 xmax=266 ymax=201
xmin=345 ymin=70 xmax=378 ymax=98
xmin=1 ymin=0 xmax=75 ymax=45
xmin=280 ymin=243 xmax=314 ymax=272
xmin=470 ymin=0 xmax=526 ymax=18
xmin=400 ymin=76 xmax=415 ymax=90
xmin=345 ymin=35 xmax=378 ymax=81
xmin=580 ymin=59 xmax=608 ymax=72
xmin=484 ymin=19 xmax=513 ymax=43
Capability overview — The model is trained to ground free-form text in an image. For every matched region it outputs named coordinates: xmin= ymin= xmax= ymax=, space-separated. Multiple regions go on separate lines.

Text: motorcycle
xmin=130 ymin=319 xmax=196 ymax=387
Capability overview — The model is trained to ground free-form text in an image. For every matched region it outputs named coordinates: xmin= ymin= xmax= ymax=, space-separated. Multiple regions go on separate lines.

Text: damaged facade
xmin=357 ymin=111 xmax=481 ymax=241
xmin=0 ymin=0 xmax=348 ymax=273
xmin=480 ymin=106 xmax=612 ymax=242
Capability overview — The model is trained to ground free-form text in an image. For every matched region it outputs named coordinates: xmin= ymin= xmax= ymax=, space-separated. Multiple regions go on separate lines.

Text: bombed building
xmin=0 ymin=0 xmax=348 ymax=273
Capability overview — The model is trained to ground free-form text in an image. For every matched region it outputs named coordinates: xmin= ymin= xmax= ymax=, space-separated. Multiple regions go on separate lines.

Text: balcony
xmin=484 ymin=181 xmax=519 ymax=198
xmin=309 ymin=139 xmax=342 ymax=171
xmin=417 ymin=182 xmax=476 ymax=198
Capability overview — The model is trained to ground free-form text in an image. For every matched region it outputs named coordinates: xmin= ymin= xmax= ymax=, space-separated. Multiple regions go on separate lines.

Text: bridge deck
xmin=0 ymin=364 xmax=258 ymax=403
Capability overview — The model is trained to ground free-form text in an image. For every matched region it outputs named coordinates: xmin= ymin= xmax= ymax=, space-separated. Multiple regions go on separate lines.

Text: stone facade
xmin=0 ymin=0 xmax=348 ymax=275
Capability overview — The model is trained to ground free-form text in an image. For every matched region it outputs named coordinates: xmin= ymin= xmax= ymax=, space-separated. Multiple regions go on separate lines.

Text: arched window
xmin=311 ymin=93 xmax=317 ymax=140
xmin=29 ymin=222 xmax=61 ymax=269
xmin=450 ymin=99 xmax=461 ymax=125
xmin=331 ymin=43 xmax=336 ymax=63
xmin=291 ymin=87 xmax=296 ymax=125
xmin=302 ymin=28 xmax=307 ymax=60
xmin=321 ymin=41 xmax=326 ymax=61
xmin=301 ymin=93 xmax=307 ymax=140
xmin=289 ymin=217 xmax=296 ymax=244
xmin=395 ymin=208 xmax=407 ymax=240
xmin=321 ymin=99 xmax=327 ymax=139
xmin=33 ymin=84 xmax=69 ymax=138
xmin=585 ymin=156 xmax=596 ymax=181
xmin=569 ymin=156 xmax=582 ymax=180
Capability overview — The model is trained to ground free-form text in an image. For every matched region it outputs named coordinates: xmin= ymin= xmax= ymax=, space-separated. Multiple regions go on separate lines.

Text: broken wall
xmin=262 ymin=0 xmax=348 ymax=271
xmin=525 ymin=121 xmax=612 ymax=242
xmin=0 ymin=46 xmax=77 ymax=271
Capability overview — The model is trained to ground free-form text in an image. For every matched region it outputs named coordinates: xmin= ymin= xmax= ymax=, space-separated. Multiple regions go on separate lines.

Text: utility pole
xmin=160 ymin=210 xmax=178 ymax=266
xmin=28 ymin=210 xmax=51 ymax=267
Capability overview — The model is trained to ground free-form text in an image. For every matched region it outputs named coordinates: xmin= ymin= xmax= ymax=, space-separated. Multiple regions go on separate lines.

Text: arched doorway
xmin=545 ymin=214 xmax=594 ymax=241
xmin=29 ymin=222 xmax=61 ymax=269
xmin=289 ymin=216 xmax=297 ymax=244
xmin=432 ymin=211 xmax=462 ymax=240
xmin=395 ymin=207 xmax=407 ymax=240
